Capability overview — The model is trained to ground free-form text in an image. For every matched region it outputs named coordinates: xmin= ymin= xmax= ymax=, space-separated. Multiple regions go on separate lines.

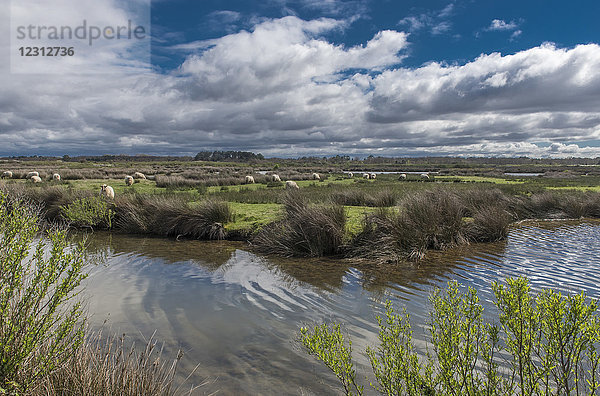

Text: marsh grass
xmin=115 ymin=194 xmax=232 ymax=240
xmin=38 ymin=331 xmax=193 ymax=396
xmin=252 ymin=192 xmax=346 ymax=257
xmin=349 ymin=189 xmax=467 ymax=261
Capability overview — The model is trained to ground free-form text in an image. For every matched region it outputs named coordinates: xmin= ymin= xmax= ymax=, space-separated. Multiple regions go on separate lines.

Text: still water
xmin=80 ymin=220 xmax=600 ymax=395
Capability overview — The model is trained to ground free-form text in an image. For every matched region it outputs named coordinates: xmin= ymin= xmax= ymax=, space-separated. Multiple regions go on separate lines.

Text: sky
xmin=1 ymin=0 xmax=599 ymax=158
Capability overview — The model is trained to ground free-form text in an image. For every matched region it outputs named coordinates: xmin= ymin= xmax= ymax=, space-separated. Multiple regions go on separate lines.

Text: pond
xmin=80 ymin=219 xmax=600 ymax=395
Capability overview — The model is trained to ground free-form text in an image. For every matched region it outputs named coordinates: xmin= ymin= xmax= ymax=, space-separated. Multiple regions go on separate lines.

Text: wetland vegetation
xmin=2 ymin=154 xmax=600 ymax=393
xmin=1 ymin=154 xmax=600 ymax=263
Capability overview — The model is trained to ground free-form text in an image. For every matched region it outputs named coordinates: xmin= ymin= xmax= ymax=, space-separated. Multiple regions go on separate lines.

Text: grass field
xmin=2 ymin=158 xmax=600 ymax=260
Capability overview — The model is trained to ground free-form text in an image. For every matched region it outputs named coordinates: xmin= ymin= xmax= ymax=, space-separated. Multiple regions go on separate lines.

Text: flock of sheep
xmin=1 ymin=171 xmax=62 ymax=183
xmin=2 ymin=169 xmax=432 ymax=199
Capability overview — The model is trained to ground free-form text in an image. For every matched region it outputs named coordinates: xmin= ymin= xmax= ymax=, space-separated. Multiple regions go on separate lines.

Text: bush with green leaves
xmin=0 ymin=192 xmax=87 ymax=393
xmin=301 ymin=277 xmax=600 ymax=395
xmin=60 ymin=196 xmax=114 ymax=229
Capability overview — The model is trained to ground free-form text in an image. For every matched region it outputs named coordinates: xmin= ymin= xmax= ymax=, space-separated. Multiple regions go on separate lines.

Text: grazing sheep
xmin=52 ymin=173 xmax=61 ymax=181
xmin=2 ymin=171 xmax=12 ymax=179
xmin=133 ymin=172 xmax=146 ymax=180
xmin=347 ymin=172 xmax=354 ymax=178
xmin=27 ymin=171 xmax=39 ymax=179
xmin=285 ymin=180 xmax=299 ymax=190
xmin=312 ymin=173 xmax=321 ymax=181
xmin=421 ymin=173 xmax=430 ymax=180
xmin=125 ymin=175 xmax=134 ymax=186
xmin=370 ymin=173 xmax=377 ymax=179
xmin=363 ymin=173 xmax=370 ymax=179
xmin=245 ymin=175 xmax=255 ymax=184
xmin=399 ymin=173 xmax=407 ymax=180
xmin=100 ymin=184 xmax=115 ymax=199
xmin=30 ymin=176 xmax=42 ymax=183
xmin=271 ymin=174 xmax=281 ymax=182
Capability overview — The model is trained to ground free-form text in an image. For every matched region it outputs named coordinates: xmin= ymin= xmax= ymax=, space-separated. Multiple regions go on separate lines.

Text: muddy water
xmin=80 ymin=220 xmax=600 ymax=395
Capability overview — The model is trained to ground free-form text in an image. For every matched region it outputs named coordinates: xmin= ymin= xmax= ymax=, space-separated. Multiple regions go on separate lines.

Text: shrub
xmin=0 ymin=192 xmax=87 ymax=392
xmin=301 ymin=277 xmax=600 ymax=395
xmin=0 ymin=192 xmax=191 ymax=395
xmin=61 ymin=196 xmax=114 ymax=229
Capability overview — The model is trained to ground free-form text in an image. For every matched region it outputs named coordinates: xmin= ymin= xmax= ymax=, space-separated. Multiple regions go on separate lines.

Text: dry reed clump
xmin=331 ymin=189 xmax=396 ymax=207
xmin=33 ymin=331 xmax=194 ymax=396
xmin=155 ymin=175 xmax=204 ymax=189
xmin=114 ymin=194 xmax=232 ymax=240
xmin=252 ymin=192 xmax=346 ymax=257
xmin=557 ymin=191 xmax=600 ymax=218
xmin=349 ymin=189 xmax=468 ymax=262
xmin=464 ymin=205 xmax=513 ymax=242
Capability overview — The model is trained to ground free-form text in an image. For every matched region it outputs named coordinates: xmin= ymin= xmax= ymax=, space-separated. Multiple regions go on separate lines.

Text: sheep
xmin=100 ymin=184 xmax=115 ymax=199
xmin=125 ymin=175 xmax=134 ymax=186
xmin=27 ymin=171 xmax=39 ymax=179
xmin=312 ymin=173 xmax=321 ymax=181
xmin=271 ymin=174 xmax=281 ymax=182
xmin=1 ymin=171 xmax=12 ymax=179
xmin=421 ymin=173 xmax=430 ymax=180
xmin=370 ymin=173 xmax=377 ymax=179
xmin=133 ymin=172 xmax=146 ymax=180
xmin=399 ymin=173 xmax=407 ymax=180
xmin=285 ymin=180 xmax=299 ymax=190
xmin=52 ymin=173 xmax=61 ymax=181
xmin=363 ymin=173 xmax=370 ymax=179
xmin=245 ymin=175 xmax=255 ymax=184
xmin=30 ymin=176 xmax=42 ymax=183
xmin=347 ymin=172 xmax=354 ymax=178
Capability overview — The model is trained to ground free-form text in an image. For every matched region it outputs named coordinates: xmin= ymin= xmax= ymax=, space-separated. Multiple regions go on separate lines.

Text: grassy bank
xmin=2 ymin=170 xmax=600 ymax=263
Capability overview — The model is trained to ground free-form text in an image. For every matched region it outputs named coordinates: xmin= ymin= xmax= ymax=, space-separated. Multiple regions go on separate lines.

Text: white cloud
xmin=398 ymin=3 xmax=455 ymax=35
xmin=1 ymin=11 xmax=600 ymax=158
xmin=8 ymin=0 xmax=151 ymax=74
xmin=488 ymin=19 xmax=518 ymax=31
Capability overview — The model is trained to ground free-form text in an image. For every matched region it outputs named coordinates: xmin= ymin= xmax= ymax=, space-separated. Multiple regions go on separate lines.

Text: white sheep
xmin=399 ymin=173 xmax=407 ymax=180
xmin=133 ymin=172 xmax=146 ymax=180
xmin=30 ymin=176 xmax=42 ymax=183
xmin=363 ymin=173 xmax=370 ymax=179
xmin=285 ymin=180 xmax=299 ymax=190
xmin=347 ymin=172 xmax=354 ymax=178
xmin=421 ymin=173 xmax=430 ymax=180
xmin=312 ymin=173 xmax=321 ymax=181
xmin=370 ymin=173 xmax=377 ymax=179
xmin=271 ymin=174 xmax=281 ymax=182
xmin=125 ymin=175 xmax=134 ymax=186
xmin=100 ymin=184 xmax=115 ymax=199
xmin=27 ymin=171 xmax=39 ymax=179
xmin=2 ymin=171 xmax=12 ymax=179
xmin=245 ymin=175 xmax=255 ymax=184
xmin=52 ymin=173 xmax=61 ymax=181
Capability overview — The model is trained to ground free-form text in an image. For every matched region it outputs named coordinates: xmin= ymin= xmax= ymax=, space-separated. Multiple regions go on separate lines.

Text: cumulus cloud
xmin=1 ymin=9 xmax=600 ymax=158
